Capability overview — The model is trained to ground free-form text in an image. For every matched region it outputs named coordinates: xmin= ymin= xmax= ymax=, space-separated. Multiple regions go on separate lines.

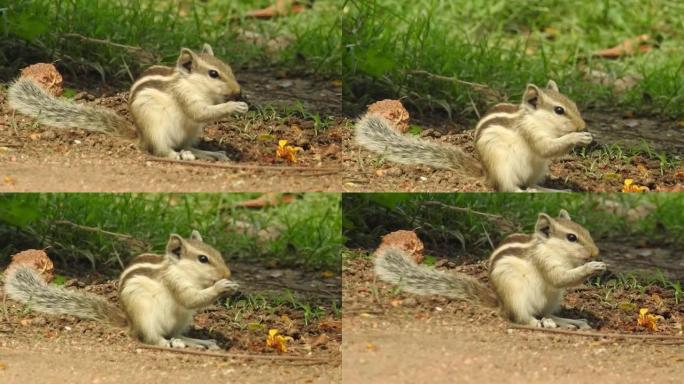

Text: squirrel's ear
xmin=558 ymin=209 xmax=571 ymax=220
xmin=165 ymin=234 xmax=184 ymax=259
xmin=201 ymin=43 xmax=214 ymax=56
xmin=176 ymin=48 xmax=196 ymax=74
xmin=190 ymin=230 xmax=203 ymax=242
xmin=546 ymin=80 xmax=559 ymax=92
xmin=522 ymin=84 xmax=541 ymax=109
xmin=535 ymin=213 xmax=553 ymax=238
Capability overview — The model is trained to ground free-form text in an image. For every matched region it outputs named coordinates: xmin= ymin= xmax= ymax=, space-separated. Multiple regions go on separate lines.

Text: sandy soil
xmin=342 ymin=256 xmax=684 ymax=384
xmin=342 ymin=111 xmax=684 ymax=192
xmin=0 ymin=262 xmax=341 ymax=384
xmin=0 ymin=70 xmax=347 ymax=192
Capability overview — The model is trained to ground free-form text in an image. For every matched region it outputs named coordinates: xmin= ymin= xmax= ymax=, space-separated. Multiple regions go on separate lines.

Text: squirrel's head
xmin=165 ymin=230 xmax=232 ymax=288
xmin=534 ymin=209 xmax=599 ymax=264
xmin=520 ymin=80 xmax=586 ymax=135
xmin=176 ymin=44 xmax=243 ymax=105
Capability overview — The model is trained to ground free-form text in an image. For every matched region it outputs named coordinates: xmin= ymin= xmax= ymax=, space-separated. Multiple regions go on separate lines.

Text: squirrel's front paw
xmin=585 ymin=261 xmax=607 ymax=273
xmin=571 ymin=132 xmax=593 ymax=146
xmin=226 ymin=101 xmax=249 ymax=115
xmin=214 ymin=279 xmax=240 ymax=293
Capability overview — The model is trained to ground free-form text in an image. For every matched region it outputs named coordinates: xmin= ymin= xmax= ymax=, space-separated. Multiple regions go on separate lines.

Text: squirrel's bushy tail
xmin=355 ymin=114 xmax=483 ymax=176
xmin=8 ymin=78 xmax=136 ymax=138
xmin=374 ymin=248 xmax=497 ymax=307
xmin=5 ymin=266 xmax=127 ymax=327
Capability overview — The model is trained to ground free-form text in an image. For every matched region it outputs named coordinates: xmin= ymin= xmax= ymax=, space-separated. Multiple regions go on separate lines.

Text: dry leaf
xmin=6 ymin=249 xmax=54 ymax=282
xmin=3 ymin=176 xmax=16 ymax=186
xmin=19 ymin=63 xmax=63 ymax=96
xmin=375 ymin=230 xmax=425 ymax=264
xmin=318 ymin=319 xmax=341 ymax=332
xmin=366 ymin=99 xmax=410 ymax=133
xmin=635 ymin=164 xmax=648 ymax=176
xmin=366 ymin=342 xmax=378 ymax=351
xmin=593 ymin=34 xmax=652 ymax=58
xmin=266 ymin=329 xmax=293 ymax=353
xmin=310 ymin=334 xmax=330 ymax=348
xmin=233 ymin=193 xmax=295 ymax=208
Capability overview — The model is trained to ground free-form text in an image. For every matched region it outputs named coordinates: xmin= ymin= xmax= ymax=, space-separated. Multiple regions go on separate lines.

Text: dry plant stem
xmin=62 ymin=33 xmax=145 ymax=53
xmin=509 ymin=324 xmax=684 ymax=341
xmin=54 ymin=220 xmax=137 ymax=240
xmin=147 ymin=157 xmax=341 ymax=173
xmin=137 ymin=344 xmax=336 ymax=364
xmin=409 ymin=70 xmax=491 ymax=89
xmin=0 ymin=143 xmax=21 ymax=147
xmin=2 ymin=292 xmax=9 ymax=323
xmin=421 ymin=201 xmax=516 ymax=229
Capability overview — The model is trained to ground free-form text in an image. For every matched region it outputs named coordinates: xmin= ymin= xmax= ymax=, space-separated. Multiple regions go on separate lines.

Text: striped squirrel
xmin=355 ymin=81 xmax=591 ymax=192
xmin=375 ymin=210 xmax=606 ymax=329
xmin=5 ymin=230 xmax=239 ymax=349
xmin=8 ymin=44 xmax=247 ymax=161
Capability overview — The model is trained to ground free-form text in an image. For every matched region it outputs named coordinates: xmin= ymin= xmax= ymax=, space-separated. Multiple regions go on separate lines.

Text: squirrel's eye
xmin=554 ymin=106 xmax=565 ymax=115
xmin=208 ymin=70 xmax=219 ymax=78
xmin=566 ymin=234 xmax=577 ymax=242
xmin=198 ymin=255 xmax=209 ymax=263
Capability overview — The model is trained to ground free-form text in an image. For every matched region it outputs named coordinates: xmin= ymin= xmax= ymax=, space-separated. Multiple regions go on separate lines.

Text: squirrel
xmin=355 ymin=80 xmax=592 ymax=192
xmin=374 ymin=209 xmax=607 ymax=329
xmin=5 ymin=230 xmax=239 ymax=349
xmin=7 ymin=43 xmax=248 ymax=161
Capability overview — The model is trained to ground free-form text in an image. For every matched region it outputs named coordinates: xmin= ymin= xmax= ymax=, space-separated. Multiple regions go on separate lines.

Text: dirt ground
xmin=0 ymin=70 xmax=347 ymax=192
xmin=0 ymin=262 xmax=341 ymax=384
xmin=342 ymin=110 xmax=684 ymax=192
xmin=342 ymin=256 xmax=684 ymax=384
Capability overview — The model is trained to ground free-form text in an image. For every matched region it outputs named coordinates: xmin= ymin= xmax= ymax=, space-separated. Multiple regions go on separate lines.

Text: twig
xmin=63 ymin=33 xmax=146 ymax=53
xmin=137 ymin=344 xmax=336 ymax=364
xmin=410 ymin=70 xmax=491 ymax=89
xmin=146 ymin=157 xmax=341 ymax=174
xmin=659 ymin=340 xmax=684 ymax=345
xmin=53 ymin=220 xmax=136 ymax=240
xmin=481 ymin=223 xmax=494 ymax=250
xmin=420 ymin=201 xmax=516 ymax=231
xmin=2 ymin=292 xmax=9 ymax=324
xmin=0 ymin=143 xmax=21 ymax=147
xmin=508 ymin=324 xmax=684 ymax=341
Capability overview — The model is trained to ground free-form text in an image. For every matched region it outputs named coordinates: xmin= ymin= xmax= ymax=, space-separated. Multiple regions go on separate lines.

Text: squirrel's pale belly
xmin=120 ymin=276 xmax=194 ymax=336
xmin=491 ymin=256 xmax=560 ymax=317
xmin=130 ymin=89 xmax=201 ymax=149
xmin=477 ymin=127 xmax=548 ymax=187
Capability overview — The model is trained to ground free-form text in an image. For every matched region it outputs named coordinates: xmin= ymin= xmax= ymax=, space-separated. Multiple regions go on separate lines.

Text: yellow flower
xmin=622 ymin=178 xmax=649 ymax=192
xmin=266 ymin=328 xmax=294 ymax=353
xmin=276 ymin=139 xmax=301 ymax=163
xmin=637 ymin=308 xmax=659 ymax=331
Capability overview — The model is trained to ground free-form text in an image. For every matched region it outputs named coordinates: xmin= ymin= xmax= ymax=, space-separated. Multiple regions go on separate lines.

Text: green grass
xmin=343 ymin=193 xmax=684 ymax=258
xmin=0 ymin=193 xmax=342 ymax=273
xmin=343 ymin=0 xmax=684 ymax=119
xmin=227 ymin=290 xmax=337 ymax=325
xmin=575 ymin=142 xmax=681 ymax=175
xmin=592 ymin=271 xmax=683 ymax=304
xmin=1 ymin=0 xmax=341 ymax=83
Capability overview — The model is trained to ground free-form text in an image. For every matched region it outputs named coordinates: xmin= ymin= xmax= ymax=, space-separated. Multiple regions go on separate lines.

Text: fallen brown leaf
xmin=593 ymin=34 xmax=652 ymax=58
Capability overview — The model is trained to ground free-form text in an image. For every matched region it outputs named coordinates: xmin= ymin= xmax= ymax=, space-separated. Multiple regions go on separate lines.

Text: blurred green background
xmin=343 ymin=193 xmax=684 ymax=260
xmin=0 ymin=0 xmax=341 ymax=83
xmin=0 ymin=193 xmax=342 ymax=273
xmin=343 ymin=0 xmax=684 ymax=118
